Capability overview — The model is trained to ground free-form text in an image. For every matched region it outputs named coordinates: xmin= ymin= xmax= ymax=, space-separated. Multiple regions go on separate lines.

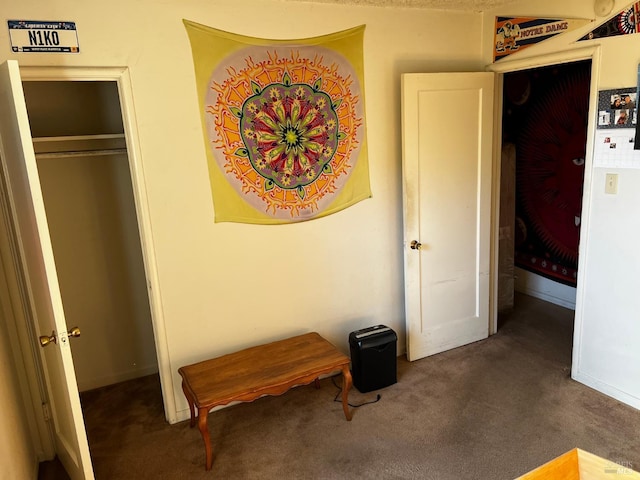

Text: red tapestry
xmin=503 ymin=62 xmax=591 ymax=287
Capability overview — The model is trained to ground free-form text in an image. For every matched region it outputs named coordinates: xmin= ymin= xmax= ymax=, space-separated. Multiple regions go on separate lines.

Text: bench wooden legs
xmin=181 ymin=369 xmax=352 ymax=471
xmin=181 ymin=380 xmax=196 ymax=427
xmin=197 ymin=407 xmax=214 ymax=470
xmin=183 ymin=379 xmax=214 ymax=470
xmin=341 ymin=367 xmax=353 ymax=421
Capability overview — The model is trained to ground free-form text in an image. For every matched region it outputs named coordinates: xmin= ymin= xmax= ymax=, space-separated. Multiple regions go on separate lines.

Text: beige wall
xmin=2 ymin=0 xmax=640 ymax=475
xmin=0 ymin=0 xmax=484 ymax=425
xmin=0 ymin=339 xmax=35 ymax=479
xmin=0 ymin=258 xmax=38 ymax=480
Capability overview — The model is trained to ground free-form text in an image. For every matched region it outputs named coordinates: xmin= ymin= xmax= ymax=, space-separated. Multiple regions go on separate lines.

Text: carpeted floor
xmin=46 ymin=293 xmax=640 ymax=479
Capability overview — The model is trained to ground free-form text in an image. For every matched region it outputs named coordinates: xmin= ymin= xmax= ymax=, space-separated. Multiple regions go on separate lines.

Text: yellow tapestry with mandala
xmin=183 ymin=20 xmax=371 ymax=224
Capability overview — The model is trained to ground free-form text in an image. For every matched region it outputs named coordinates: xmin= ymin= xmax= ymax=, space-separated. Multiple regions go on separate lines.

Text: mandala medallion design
xmin=238 ymin=74 xmax=340 ymax=194
xmin=205 ymin=46 xmax=364 ymax=220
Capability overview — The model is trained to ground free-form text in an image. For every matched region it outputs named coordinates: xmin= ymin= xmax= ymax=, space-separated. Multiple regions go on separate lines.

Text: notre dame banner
xmin=184 ymin=20 xmax=371 ymax=224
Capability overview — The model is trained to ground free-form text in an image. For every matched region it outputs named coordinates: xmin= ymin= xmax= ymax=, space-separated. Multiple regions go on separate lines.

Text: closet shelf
xmin=33 ymin=133 xmax=126 ymax=156
xmin=36 ymin=149 xmax=128 ymax=160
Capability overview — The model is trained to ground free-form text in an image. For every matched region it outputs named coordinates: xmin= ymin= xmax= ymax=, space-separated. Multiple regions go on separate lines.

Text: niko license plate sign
xmin=8 ymin=20 xmax=79 ymax=53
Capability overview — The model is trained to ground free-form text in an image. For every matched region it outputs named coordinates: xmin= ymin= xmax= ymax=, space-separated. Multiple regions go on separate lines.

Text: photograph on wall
xmin=597 ymin=87 xmax=637 ymax=129
xmin=494 ymin=16 xmax=591 ymax=62
xmin=635 ymin=63 xmax=640 ymax=149
xmin=578 ymin=2 xmax=640 ymax=41
xmin=183 ymin=20 xmax=371 ymax=224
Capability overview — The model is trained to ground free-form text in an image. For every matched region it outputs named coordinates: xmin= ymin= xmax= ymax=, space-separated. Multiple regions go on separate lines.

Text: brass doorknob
xmin=410 ymin=240 xmax=422 ymax=250
xmin=39 ymin=331 xmax=57 ymax=347
xmin=39 ymin=327 xmax=81 ymax=347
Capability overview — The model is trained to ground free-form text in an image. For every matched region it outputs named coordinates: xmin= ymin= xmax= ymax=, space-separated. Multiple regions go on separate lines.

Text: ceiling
xmin=279 ymin=0 xmax=527 ymax=12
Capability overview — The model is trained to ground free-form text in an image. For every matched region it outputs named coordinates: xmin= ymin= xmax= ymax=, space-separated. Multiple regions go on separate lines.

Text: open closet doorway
xmin=21 ymin=79 xmax=162 ymax=431
xmin=496 ymin=59 xmax=592 ymax=359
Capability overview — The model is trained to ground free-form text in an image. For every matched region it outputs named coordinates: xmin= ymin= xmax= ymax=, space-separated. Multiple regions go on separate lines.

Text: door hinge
xmin=42 ymin=402 xmax=51 ymax=422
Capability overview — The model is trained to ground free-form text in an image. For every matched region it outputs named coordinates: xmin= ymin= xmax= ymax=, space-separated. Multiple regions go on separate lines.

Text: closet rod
xmin=32 ymin=133 xmax=125 ymax=143
xmin=35 ymin=148 xmax=128 ymax=160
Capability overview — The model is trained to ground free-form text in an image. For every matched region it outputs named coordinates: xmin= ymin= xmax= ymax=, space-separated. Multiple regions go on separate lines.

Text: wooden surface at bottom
xmin=515 ymin=448 xmax=640 ymax=479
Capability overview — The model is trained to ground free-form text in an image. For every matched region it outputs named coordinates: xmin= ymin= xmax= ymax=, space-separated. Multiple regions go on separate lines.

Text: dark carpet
xmin=45 ymin=293 xmax=640 ymax=479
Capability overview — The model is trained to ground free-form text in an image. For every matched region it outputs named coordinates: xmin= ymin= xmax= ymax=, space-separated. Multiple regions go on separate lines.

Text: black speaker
xmin=349 ymin=325 xmax=397 ymax=393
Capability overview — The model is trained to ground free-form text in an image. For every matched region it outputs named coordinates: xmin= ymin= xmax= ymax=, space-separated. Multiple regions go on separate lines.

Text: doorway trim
xmin=485 ymin=46 xmax=601 ymax=353
xmin=17 ymin=65 xmax=175 ymax=423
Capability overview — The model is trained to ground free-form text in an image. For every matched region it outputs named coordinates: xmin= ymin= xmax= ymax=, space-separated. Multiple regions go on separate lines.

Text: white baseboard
xmin=514 ymin=267 xmax=576 ymax=310
xmin=572 ymin=370 xmax=640 ymax=411
xmin=77 ymin=364 xmax=159 ymax=392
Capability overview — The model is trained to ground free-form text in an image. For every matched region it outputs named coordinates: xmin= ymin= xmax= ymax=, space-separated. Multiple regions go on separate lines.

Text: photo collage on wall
xmin=598 ymin=89 xmax=637 ymax=128
xmin=594 ymin=85 xmax=640 ymax=168
xmin=636 ymin=64 xmax=640 ymax=149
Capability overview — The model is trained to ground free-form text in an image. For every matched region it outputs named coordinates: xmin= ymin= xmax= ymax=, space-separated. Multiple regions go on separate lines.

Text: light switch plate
xmin=605 ymin=173 xmax=618 ymax=194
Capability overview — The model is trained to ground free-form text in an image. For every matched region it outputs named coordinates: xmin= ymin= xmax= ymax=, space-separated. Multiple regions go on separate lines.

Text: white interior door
xmin=0 ymin=60 xmax=93 ymax=479
xmin=401 ymin=72 xmax=494 ymax=361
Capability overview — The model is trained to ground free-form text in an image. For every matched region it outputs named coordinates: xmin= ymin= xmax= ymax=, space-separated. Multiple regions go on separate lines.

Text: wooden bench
xmin=178 ymin=332 xmax=353 ymax=470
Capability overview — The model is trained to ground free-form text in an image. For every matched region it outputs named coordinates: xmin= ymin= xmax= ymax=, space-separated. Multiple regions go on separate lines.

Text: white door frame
xmin=16 ymin=65 xmax=175 ymax=425
xmin=486 ymin=46 xmax=600 ymax=352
